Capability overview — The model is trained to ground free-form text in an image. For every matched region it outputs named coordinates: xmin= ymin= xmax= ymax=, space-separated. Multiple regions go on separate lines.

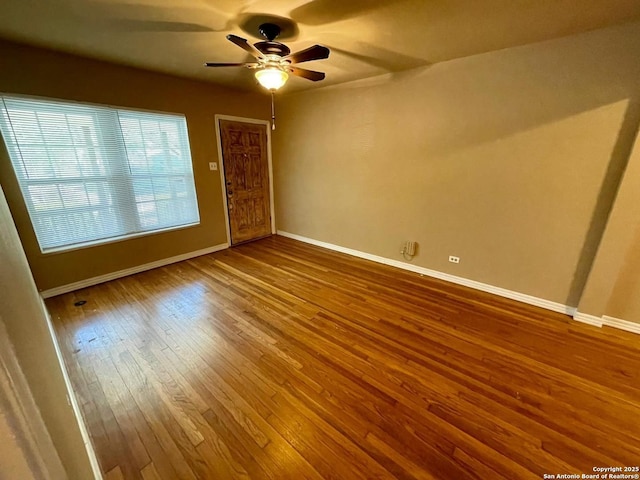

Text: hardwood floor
xmin=47 ymin=235 xmax=640 ymax=480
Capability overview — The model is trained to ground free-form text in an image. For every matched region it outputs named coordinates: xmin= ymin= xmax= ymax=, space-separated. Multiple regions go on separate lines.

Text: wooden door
xmin=219 ymin=120 xmax=272 ymax=245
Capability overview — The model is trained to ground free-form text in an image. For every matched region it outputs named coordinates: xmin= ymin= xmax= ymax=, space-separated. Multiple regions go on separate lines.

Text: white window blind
xmin=0 ymin=95 xmax=200 ymax=252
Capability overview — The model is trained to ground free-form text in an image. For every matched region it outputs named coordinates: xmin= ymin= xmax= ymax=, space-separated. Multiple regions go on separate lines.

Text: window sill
xmin=40 ymin=222 xmax=201 ymax=256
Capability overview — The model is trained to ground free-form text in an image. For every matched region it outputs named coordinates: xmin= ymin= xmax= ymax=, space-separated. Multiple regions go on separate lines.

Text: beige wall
xmin=0 ymin=412 xmax=34 ymax=480
xmin=0 ymin=39 xmax=268 ymax=291
xmin=1 ymin=185 xmax=94 ymax=478
xmin=273 ymin=22 xmax=640 ymax=307
xmin=607 ymin=229 xmax=640 ymax=322
xmin=578 ymin=130 xmax=640 ymax=323
xmin=0 ymin=316 xmax=69 ymax=479
xmin=0 ymin=409 xmax=39 ymax=480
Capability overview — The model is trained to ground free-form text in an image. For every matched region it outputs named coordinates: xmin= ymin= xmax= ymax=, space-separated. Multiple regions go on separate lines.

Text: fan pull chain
xmin=270 ymin=91 xmax=276 ymax=130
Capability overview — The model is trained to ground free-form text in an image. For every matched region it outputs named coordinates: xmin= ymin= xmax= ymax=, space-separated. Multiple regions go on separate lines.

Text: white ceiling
xmin=2 ymin=0 xmax=640 ymax=93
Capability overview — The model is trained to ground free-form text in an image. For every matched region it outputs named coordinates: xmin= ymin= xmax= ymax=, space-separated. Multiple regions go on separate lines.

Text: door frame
xmin=214 ymin=114 xmax=276 ymax=246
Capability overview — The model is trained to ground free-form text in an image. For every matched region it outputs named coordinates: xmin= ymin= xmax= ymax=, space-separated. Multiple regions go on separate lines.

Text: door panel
xmin=219 ymin=120 xmax=272 ymax=245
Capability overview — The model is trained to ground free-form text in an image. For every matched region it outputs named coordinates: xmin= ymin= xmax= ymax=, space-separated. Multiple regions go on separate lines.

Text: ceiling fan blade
xmin=227 ymin=34 xmax=264 ymax=59
xmin=205 ymin=62 xmax=259 ymax=68
xmin=288 ymin=66 xmax=326 ymax=82
xmin=285 ymin=45 xmax=330 ymax=64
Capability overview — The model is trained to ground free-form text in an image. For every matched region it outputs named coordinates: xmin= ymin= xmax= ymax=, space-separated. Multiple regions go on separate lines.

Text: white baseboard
xmin=40 ymin=243 xmax=228 ymax=298
xmin=277 ymin=231 xmax=576 ymax=316
xmin=571 ymin=313 xmax=640 ymax=334
xmin=572 ymin=311 xmax=604 ymax=327
xmin=602 ymin=315 xmax=640 ymax=334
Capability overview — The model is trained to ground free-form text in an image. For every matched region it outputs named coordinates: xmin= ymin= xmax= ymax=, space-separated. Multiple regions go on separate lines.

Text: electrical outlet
xmin=209 ymin=162 xmax=218 ymax=171
xmin=403 ymin=241 xmax=416 ymax=256
xmin=449 ymin=255 xmax=460 ymax=264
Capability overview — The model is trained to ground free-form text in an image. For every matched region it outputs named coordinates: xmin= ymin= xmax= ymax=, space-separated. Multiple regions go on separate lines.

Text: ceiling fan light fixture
xmin=255 ymin=68 xmax=288 ymax=90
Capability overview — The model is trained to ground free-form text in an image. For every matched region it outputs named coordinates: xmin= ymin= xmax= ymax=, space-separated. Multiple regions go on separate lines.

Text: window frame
xmin=0 ymin=93 xmax=201 ymax=254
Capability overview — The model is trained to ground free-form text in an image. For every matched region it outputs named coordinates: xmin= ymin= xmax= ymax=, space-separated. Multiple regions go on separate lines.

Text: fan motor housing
xmin=255 ymin=41 xmax=290 ymax=56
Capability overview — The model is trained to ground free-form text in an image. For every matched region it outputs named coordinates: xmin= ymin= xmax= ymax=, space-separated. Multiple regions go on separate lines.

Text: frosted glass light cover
xmin=255 ymin=68 xmax=288 ymax=90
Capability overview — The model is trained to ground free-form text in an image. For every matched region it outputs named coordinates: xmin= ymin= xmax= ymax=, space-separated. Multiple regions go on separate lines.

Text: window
xmin=0 ymin=95 xmax=200 ymax=252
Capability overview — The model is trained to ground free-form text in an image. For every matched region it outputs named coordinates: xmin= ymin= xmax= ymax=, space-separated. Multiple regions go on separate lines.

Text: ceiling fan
xmin=204 ymin=22 xmax=330 ymax=91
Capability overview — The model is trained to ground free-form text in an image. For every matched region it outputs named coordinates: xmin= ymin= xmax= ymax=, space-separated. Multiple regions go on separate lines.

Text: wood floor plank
xmin=140 ymin=463 xmax=161 ymax=480
xmin=48 ymin=235 xmax=640 ymax=479
xmin=104 ymin=466 xmax=125 ymax=480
